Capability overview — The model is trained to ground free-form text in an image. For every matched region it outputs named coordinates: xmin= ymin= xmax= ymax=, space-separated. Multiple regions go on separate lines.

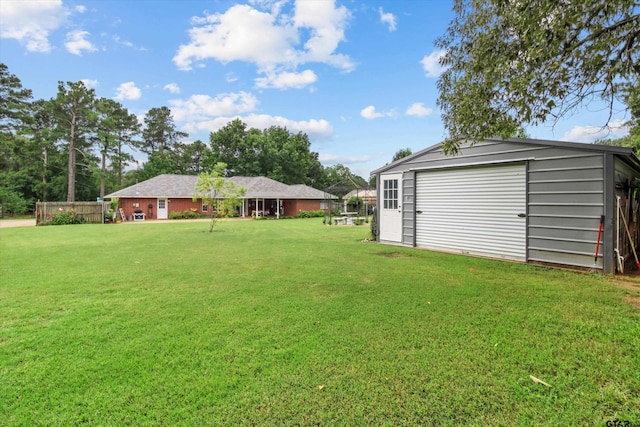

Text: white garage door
xmin=415 ymin=164 xmax=527 ymax=261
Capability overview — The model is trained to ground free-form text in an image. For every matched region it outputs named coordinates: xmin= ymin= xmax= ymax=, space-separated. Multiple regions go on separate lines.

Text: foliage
xmin=322 ymin=164 xmax=370 ymax=199
xmin=109 ymin=197 xmax=119 ymax=212
xmin=93 ymin=97 xmax=141 ymax=197
xmin=1 ymin=221 xmax=638 ymax=425
xmin=208 ymin=119 xmax=324 ymax=185
xmin=0 ymin=186 xmax=29 ymax=214
xmin=193 ymin=162 xmax=247 ymax=232
xmin=437 ymin=0 xmax=640 ymax=153
xmin=168 ymin=209 xmax=205 ymax=220
xmin=595 ymin=84 xmax=640 ymax=152
xmin=296 ymin=209 xmax=325 ymax=218
xmin=0 ymin=64 xmax=38 ymax=212
xmin=392 ymin=147 xmax=412 ymax=162
xmin=347 ymin=196 xmax=363 ymax=210
xmin=141 ymin=106 xmax=187 ymax=155
xmin=52 ymin=81 xmax=98 ymax=202
xmin=174 ymin=140 xmax=210 ymax=174
xmin=0 ymin=63 xmax=32 ymax=135
xmin=104 ymin=209 xmax=115 ymax=222
xmin=49 ymin=209 xmax=85 ymax=225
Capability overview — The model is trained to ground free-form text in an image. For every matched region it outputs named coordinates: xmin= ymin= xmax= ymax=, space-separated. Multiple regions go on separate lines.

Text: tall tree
xmin=93 ymin=98 xmax=140 ymax=198
xmin=208 ymin=119 xmax=252 ymax=175
xmin=174 ymin=140 xmax=211 ymax=174
xmin=30 ymin=100 xmax=63 ymax=202
xmin=0 ymin=63 xmax=32 ymax=135
xmin=208 ymin=119 xmax=323 ymax=185
xmin=392 ymin=148 xmax=412 ymax=162
xmin=112 ymin=104 xmax=140 ymax=187
xmin=141 ymin=106 xmax=187 ymax=155
xmin=437 ymin=0 xmax=640 ymax=153
xmin=0 ymin=63 xmax=33 ymax=213
xmin=52 ymin=81 xmax=97 ymax=202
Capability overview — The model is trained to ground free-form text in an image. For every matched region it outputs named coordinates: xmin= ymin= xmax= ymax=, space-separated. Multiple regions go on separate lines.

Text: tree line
xmin=0 ymin=63 xmax=369 ymax=215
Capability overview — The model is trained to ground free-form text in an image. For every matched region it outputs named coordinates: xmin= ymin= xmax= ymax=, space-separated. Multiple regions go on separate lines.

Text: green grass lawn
xmin=1 ymin=219 xmax=638 ymax=426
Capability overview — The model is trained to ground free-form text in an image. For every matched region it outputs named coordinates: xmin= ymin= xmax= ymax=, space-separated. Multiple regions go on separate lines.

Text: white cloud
xmin=361 ymin=105 xmax=383 ymax=119
xmin=113 ymin=35 xmax=147 ymax=51
xmin=379 ymin=7 xmax=396 ymax=32
xmin=113 ymin=35 xmax=133 ymax=47
xmin=114 ymin=82 xmax=142 ymax=101
xmin=421 ymin=49 xmax=447 ymax=78
xmin=81 ymin=79 xmax=99 ymax=88
xmin=225 ymin=72 xmax=238 ymax=83
xmin=319 ymin=153 xmax=373 ymax=164
xmin=75 ymin=5 xmax=86 ymax=13
xmin=164 ymin=83 xmax=181 ymax=94
xmin=561 ymin=119 xmax=630 ymax=143
xmin=173 ymin=0 xmax=354 ymax=84
xmin=361 ymin=105 xmax=395 ymax=120
xmin=255 ymin=69 xmax=317 ymax=89
xmin=406 ymin=102 xmax=434 ymax=117
xmin=249 ymin=0 xmax=287 ymax=15
xmin=173 ymin=4 xmax=298 ymax=71
xmin=169 ymin=92 xmax=258 ymax=122
xmin=183 ymin=114 xmax=334 ymax=141
xmin=65 ymin=30 xmax=97 ymax=55
xmin=0 ymin=0 xmax=68 ymax=52
xmin=293 ymin=0 xmax=354 ymax=71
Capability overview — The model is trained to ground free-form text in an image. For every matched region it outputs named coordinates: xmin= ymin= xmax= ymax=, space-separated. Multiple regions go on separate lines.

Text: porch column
xmin=276 ymin=198 xmax=280 ymax=219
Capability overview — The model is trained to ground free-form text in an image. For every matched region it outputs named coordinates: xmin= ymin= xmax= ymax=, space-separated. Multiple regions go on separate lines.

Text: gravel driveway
xmin=0 ymin=219 xmax=36 ymax=228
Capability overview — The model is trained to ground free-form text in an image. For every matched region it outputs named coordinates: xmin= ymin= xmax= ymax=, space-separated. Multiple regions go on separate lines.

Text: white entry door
xmin=379 ymin=173 xmax=403 ymax=243
xmin=157 ymin=198 xmax=168 ymax=219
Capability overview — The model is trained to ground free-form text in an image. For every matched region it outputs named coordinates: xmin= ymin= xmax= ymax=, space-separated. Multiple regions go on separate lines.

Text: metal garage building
xmin=372 ymin=137 xmax=640 ymax=274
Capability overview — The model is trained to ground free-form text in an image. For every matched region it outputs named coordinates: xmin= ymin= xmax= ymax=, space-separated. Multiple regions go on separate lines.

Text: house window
xmin=320 ymin=200 xmax=328 ymax=209
xmin=383 ymin=179 xmax=398 ymax=210
xmin=202 ymin=202 xmax=208 ymax=212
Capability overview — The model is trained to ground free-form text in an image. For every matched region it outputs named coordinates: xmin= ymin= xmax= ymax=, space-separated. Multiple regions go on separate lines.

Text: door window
xmin=383 ymin=179 xmax=398 ymax=209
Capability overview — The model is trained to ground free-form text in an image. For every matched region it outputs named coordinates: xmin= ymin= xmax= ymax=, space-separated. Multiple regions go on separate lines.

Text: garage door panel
xmin=416 ymin=164 xmax=527 ymax=261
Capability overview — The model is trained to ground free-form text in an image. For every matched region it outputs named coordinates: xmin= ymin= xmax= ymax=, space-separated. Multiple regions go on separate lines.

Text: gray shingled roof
xmin=106 ymin=174 xmax=336 ymax=199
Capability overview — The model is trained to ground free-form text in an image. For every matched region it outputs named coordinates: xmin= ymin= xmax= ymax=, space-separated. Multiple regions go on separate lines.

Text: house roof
xmin=371 ymin=137 xmax=640 ymax=175
xmin=106 ymin=174 xmax=336 ymax=200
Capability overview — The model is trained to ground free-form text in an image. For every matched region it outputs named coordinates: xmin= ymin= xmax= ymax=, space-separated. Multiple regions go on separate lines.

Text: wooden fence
xmin=36 ymin=201 xmax=105 ymax=225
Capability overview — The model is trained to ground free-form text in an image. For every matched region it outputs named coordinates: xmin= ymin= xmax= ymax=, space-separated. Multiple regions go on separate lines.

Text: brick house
xmin=106 ymin=174 xmax=335 ymax=220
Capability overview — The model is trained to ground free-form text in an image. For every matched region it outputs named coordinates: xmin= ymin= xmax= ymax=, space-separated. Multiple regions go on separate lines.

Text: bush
xmin=169 ymin=210 xmax=204 ymax=220
xmin=0 ymin=188 xmax=29 ymax=215
xmin=296 ymin=210 xmax=325 ymax=218
xmin=50 ymin=209 xmax=85 ymax=225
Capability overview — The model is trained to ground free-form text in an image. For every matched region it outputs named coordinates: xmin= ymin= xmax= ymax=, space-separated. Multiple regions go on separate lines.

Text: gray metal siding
xmin=415 ymin=164 xmax=527 ymax=261
xmin=374 ymin=138 xmax=640 ymax=272
xmin=527 ymin=153 xmax=605 ymax=269
xmin=402 ymin=171 xmax=415 ymax=246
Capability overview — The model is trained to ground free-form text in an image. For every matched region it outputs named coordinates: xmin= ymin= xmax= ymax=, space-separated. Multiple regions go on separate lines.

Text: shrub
xmin=297 ymin=210 xmax=325 ymax=218
xmin=169 ymin=210 xmax=203 ymax=220
xmin=50 ymin=209 xmax=85 ymax=225
xmin=0 ymin=187 xmax=29 ymax=215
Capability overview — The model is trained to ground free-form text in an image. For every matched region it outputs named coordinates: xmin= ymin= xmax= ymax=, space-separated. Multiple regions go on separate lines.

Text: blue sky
xmin=0 ymin=0 xmax=632 ymax=179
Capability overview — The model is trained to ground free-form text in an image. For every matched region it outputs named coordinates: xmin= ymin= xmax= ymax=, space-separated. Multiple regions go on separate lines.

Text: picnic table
xmin=334 ymin=212 xmax=364 ymax=225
